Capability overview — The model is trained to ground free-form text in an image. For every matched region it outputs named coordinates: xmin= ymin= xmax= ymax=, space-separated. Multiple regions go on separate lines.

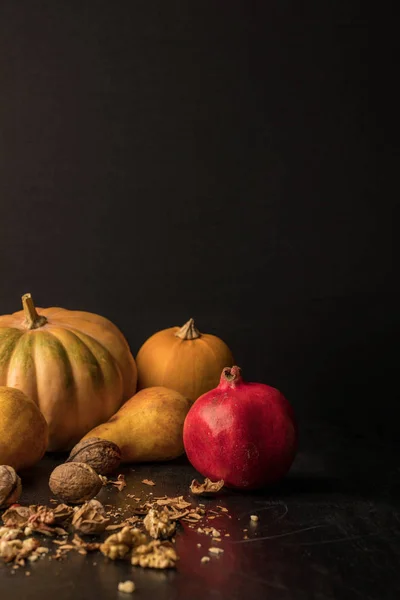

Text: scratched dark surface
xmin=1 ymin=422 xmax=400 ymax=600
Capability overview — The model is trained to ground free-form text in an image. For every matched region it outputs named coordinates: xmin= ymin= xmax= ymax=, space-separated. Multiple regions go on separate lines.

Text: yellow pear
xmin=83 ymin=387 xmax=191 ymax=462
xmin=0 ymin=386 xmax=48 ymax=471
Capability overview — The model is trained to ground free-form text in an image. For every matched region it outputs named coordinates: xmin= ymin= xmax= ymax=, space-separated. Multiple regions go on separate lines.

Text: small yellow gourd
xmin=136 ymin=319 xmax=234 ymax=402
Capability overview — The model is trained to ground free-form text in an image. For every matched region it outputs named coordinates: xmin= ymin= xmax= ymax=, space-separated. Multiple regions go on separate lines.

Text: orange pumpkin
xmin=0 ymin=294 xmax=137 ymax=451
xmin=136 ymin=318 xmax=233 ymax=402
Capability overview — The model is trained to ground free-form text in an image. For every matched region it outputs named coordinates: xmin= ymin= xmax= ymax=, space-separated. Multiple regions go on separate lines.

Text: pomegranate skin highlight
xmin=183 ymin=366 xmax=297 ymax=489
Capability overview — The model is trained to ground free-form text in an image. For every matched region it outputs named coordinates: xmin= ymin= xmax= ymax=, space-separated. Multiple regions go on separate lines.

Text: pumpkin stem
xmin=175 ymin=318 xmax=201 ymax=340
xmin=22 ymin=293 xmax=48 ymax=330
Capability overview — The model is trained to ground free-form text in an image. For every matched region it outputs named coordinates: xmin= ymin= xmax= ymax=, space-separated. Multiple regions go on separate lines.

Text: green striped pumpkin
xmin=0 ymin=294 xmax=137 ymax=451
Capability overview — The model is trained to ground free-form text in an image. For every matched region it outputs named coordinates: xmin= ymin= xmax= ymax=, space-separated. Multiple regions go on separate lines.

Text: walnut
xmin=72 ymin=499 xmax=110 ymax=534
xmin=2 ymin=505 xmax=33 ymax=528
xmin=49 ymin=462 xmax=103 ymax=504
xmin=100 ymin=527 xmax=147 ymax=560
xmin=190 ymin=478 xmax=224 ymax=496
xmin=0 ymin=466 xmax=22 ymax=509
xmin=131 ymin=540 xmax=178 ymax=569
xmin=143 ymin=508 xmax=176 ymax=540
xmin=66 ymin=438 xmax=122 ymax=475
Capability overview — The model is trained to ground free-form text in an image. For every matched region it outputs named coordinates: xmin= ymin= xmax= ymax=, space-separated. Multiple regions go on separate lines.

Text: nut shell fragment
xmin=190 ymin=478 xmax=224 ymax=496
xmin=72 ymin=500 xmax=110 ymax=534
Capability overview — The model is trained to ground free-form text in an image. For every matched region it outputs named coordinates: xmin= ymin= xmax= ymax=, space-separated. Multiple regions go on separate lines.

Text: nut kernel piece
xmin=250 ymin=515 xmax=259 ymax=522
xmin=118 ymin=580 xmax=136 ymax=594
xmin=208 ymin=547 xmax=224 ymax=556
xmin=143 ymin=508 xmax=175 ymax=539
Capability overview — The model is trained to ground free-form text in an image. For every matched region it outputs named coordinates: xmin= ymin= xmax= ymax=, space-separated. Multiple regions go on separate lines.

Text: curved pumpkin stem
xmin=175 ymin=318 xmax=201 ymax=340
xmin=22 ymin=293 xmax=48 ymax=330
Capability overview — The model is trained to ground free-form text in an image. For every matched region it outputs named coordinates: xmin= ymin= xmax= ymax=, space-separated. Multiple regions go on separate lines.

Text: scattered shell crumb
xmin=250 ymin=515 xmax=259 ymax=522
xmin=201 ymin=556 xmax=210 ymax=563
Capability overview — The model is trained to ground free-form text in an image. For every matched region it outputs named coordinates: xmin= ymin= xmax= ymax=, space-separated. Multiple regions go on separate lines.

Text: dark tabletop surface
xmin=1 ymin=421 xmax=400 ymax=600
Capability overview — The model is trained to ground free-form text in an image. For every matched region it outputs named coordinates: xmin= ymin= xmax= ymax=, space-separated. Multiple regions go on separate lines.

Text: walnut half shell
xmin=0 ymin=466 xmax=22 ymax=509
xmin=49 ymin=462 xmax=102 ymax=504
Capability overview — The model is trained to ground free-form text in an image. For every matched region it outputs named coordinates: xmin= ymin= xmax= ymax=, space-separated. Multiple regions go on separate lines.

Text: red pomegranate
xmin=183 ymin=366 xmax=297 ymax=489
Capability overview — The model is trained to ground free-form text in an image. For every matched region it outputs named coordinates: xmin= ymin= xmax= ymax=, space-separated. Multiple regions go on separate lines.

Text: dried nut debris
xmin=49 ymin=462 xmax=102 ymax=504
xmin=131 ymin=540 xmax=178 ymax=569
xmin=0 ymin=466 xmax=22 ymax=508
xmin=250 ymin=515 xmax=259 ymax=522
xmin=100 ymin=527 xmax=147 ymax=560
xmin=142 ymin=479 xmax=155 ymax=486
xmin=67 ymin=438 xmax=122 ymax=475
xmin=0 ymin=477 xmax=226 ymax=571
xmin=190 ymin=478 xmax=224 ymax=496
xmin=72 ymin=500 xmax=110 ymax=534
xmin=118 ymin=580 xmax=136 ymax=594
xmin=143 ymin=508 xmax=176 ymax=540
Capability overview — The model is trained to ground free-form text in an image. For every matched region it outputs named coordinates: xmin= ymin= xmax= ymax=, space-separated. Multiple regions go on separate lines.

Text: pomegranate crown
xmin=220 ymin=366 xmax=242 ymax=386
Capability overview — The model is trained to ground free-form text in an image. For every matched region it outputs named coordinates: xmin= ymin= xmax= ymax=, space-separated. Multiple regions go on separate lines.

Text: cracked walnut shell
xmin=72 ymin=500 xmax=110 ymax=534
xmin=49 ymin=462 xmax=102 ymax=504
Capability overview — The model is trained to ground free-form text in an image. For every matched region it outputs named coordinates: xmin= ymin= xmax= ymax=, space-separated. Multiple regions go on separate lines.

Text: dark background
xmin=0 ymin=2 xmax=396 ymax=438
